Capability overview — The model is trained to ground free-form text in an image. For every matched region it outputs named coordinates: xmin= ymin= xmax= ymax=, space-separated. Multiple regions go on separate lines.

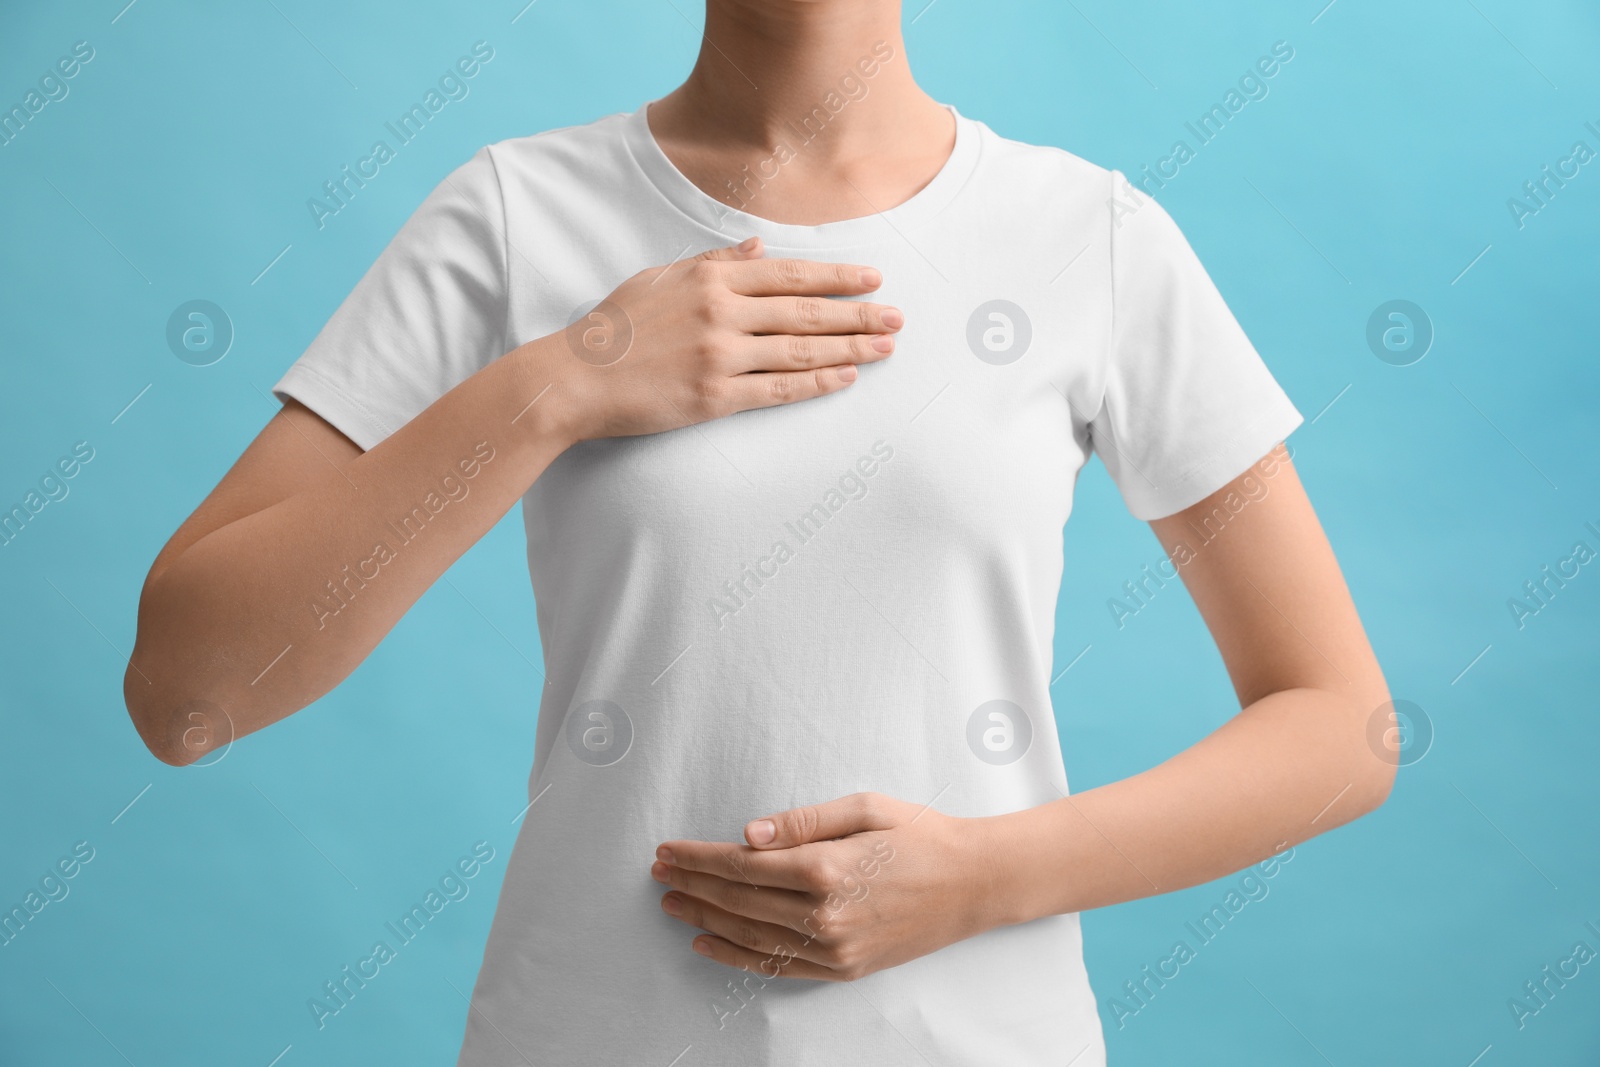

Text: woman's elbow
xmin=1358 ymin=748 xmax=1398 ymax=816
xmin=123 ymin=661 xmax=234 ymax=768
xmin=124 ymin=664 xmax=184 ymax=766
xmin=1347 ymin=689 xmax=1402 ymax=818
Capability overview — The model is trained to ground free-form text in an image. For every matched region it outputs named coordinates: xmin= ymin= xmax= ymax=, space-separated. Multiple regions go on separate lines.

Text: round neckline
xmin=621 ymin=97 xmax=981 ymax=250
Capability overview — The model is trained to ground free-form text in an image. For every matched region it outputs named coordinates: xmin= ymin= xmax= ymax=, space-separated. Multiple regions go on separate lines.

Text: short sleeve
xmin=271 ymin=145 xmax=508 ymax=451
xmin=1090 ymin=170 xmax=1302 ymax=521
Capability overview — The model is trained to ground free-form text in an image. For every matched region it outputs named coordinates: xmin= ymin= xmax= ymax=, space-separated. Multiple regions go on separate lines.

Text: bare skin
xmin=652 ymin=447 xmax=1395 ymax=980
xmin=645 ymin=1 xmax=955 ymax=225
xmin=124 ymin=245 xmax=903 ymax=762
xmin=127 ymin=0 xmax=1394 ymax=988
xmin=638 ymin=2 xmax=1394 ymax=979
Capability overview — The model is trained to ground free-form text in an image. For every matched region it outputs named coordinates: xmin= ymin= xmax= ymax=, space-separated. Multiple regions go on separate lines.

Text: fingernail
xmin=651 ymin=861 xmax=671 ymax=883
xmin=880 ymin=307 xmax=904 ymax=329
xmin=661 ymin=894 xmax=682 ymax=915
xmin=692 ymin=938 xmax=714 ymax=956
xmin=871 ymin=335 xmax=894 ymax=353
xmin=737 ymin=236 xmax=759 ymax=251
xmin=835 ymin=365 xmax=858 ymax=383
xmin=748 ymin=819 xmax=777 ymax=845
xmin=858 ymin=267 xmax=882 ymax=287
xmin=656 ymin=846 xmax=675 ymax=864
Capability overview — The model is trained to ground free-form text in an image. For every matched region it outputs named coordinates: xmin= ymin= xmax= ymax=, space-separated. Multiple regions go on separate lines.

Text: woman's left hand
xmin=652 ymin=792 xmax=1011 ymax=981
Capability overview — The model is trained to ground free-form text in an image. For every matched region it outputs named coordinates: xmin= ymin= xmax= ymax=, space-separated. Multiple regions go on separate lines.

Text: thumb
xmin=745 ymin=792 xmax=901 ymax=849
xmin=694 ymin=235 xmax=763 ymax=262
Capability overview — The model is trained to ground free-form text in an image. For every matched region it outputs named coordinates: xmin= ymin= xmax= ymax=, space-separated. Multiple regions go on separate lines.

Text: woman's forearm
xmin=983 ymin=685 xmax=1396 ymax=925
xmin=125 ymin=333 xmax=574 ymax=763
xmin=125 ymin=244 xmax=902 ymax=765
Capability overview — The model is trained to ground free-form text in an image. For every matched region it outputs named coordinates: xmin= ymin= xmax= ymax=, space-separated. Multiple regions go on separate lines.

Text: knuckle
xmin=735 ymin=922 xmax=764 ymax=950
xmin=725 ymin=850 xmax=758 ymax=885
xmin=698 ymin=290 xmax=730 ymax=325
xmin=795 ymin=805 xmax=822 ymax=841
xmin=718 ymin=880 xmax=748 ymax=913
xmin=798 ymin=856 xmax=833 ymax=893
xmin=693 ymin=376 xmax=726 ymax=414
xmin=783 ymin=334 xmax=816 ymax=368
xmin=693 ymin=334 xmax=726 ymax=368
xmin=826 ymin=943 xmax=865 ymax=979
xmin=767 ymin=374 xmax=797 ymax=404
xmin=773 ymin=258 xmax=807 ymax=289
xmin=794 ymin=297 xmax=824 ymax=329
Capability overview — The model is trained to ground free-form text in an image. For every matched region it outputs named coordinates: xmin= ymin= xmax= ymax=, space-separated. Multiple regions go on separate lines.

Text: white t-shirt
xmin=273 ymin=98 xmax=1302 ymax=1066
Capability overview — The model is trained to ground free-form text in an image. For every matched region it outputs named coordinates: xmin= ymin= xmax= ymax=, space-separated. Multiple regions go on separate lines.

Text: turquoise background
xmin=2 ymin=0 xmax=1597 ymax=1063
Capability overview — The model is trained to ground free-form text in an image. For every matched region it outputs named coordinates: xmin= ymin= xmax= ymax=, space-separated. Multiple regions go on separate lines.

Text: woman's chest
xmin=511 ymin=230 xmax=1109 ymax=571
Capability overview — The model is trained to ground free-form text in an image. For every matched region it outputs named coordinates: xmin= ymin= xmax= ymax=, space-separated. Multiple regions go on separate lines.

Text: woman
xmin=124 ymin=1 xmax=1394 ymax=1063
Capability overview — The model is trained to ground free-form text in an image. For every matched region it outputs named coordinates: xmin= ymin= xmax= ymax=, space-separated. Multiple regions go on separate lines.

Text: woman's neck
xmin=646 ymin=0 xmax=955 ymax=225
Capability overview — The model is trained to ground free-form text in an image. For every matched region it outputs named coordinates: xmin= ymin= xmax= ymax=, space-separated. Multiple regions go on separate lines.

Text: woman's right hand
xmin=538 ymin=236 xmax=901 ymax=442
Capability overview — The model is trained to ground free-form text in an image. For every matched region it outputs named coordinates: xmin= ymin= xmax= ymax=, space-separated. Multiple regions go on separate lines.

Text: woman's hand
xmin=542 ymin=236 xmax=902 ymax=443
xmin=652 ymin=793 xmax=1009 ymax=981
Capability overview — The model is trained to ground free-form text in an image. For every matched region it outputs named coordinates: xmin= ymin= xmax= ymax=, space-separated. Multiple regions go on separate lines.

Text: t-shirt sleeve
xmin=1089 ymin=170 xmax=1303 ymax=521
xmin=271 ymin=145 xmax=508 ymax=451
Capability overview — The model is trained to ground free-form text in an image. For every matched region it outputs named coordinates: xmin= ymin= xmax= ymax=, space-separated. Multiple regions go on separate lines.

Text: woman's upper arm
xmin=144 ymin=399 xmax=361 ymax=588
xmin=1145 ymin=444 xmax=1389 ymax=716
